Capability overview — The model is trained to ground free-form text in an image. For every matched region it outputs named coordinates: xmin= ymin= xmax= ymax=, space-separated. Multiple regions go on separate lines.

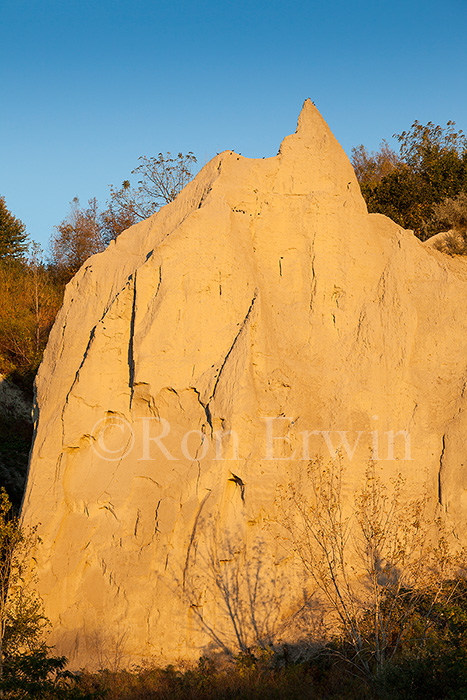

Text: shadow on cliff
xmin=181 ymin=522 xmax=319 ymax=658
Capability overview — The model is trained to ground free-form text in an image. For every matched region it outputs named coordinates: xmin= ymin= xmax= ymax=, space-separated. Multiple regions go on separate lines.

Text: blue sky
xmin=1 ymin=0 xmax=466 ymax=251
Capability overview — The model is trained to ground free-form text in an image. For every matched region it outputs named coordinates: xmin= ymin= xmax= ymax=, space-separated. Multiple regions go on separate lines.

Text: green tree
xmin=396 ymin=120 xmax=467 ymax=172
xmin=0 ymin=489 xmax=100 ymax=699
xmin=353 ymin=121 xmax=467 ymax=240
xmin=0 ymin=489 xmax=46 ymax=684
xmin=0 ymin=199 xmax=28 ymax=261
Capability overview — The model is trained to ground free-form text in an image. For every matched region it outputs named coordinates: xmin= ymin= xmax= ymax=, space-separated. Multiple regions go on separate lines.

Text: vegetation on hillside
xmin=2 ymin=124 xmax=467 ymax=696
xmin=50 ymin=151 xmax=197 ymax=284
xmin=351 ymin=120 xmax=467 ymax=242
xmin=0 ymin=151 xmax=198 ymax=382
xmin=0 ymin=197 xmax=29 ymax=261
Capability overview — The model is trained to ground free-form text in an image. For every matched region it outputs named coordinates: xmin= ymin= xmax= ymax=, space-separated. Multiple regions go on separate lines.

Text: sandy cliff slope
xmin=22 ymin=100 xmax=467 ymax=668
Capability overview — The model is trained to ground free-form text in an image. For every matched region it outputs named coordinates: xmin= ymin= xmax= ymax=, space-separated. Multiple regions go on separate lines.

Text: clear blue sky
xmin=1 ymin=0 xmax=466 ymax=251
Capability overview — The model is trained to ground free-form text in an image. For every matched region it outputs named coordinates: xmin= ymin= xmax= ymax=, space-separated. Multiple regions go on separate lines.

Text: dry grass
xmin=73 ymin=653 xmax=375 ymax=700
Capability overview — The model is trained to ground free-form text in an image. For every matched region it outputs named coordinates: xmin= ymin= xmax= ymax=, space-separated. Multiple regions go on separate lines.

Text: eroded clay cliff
xmin=22 ymin=101 xmax=467 ymax=668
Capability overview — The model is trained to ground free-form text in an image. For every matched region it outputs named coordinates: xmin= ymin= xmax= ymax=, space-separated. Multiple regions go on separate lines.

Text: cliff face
xmin=22 ymin=101 xmax=467 ymax=668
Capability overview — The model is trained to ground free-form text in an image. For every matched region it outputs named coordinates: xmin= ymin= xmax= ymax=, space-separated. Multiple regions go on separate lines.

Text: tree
xmin=0 ymin=489 xmax=46 ymax=684
xmin=353 ymin=121 xmax=467 ymax=240
xmin=100 ymin=198 xmax=136 ymax=247
xmin=0 ymin=198 xmax=28 ymax=261
xmin=49 ymin=152 xmax=197 ymax=272
xmin=395 ymin=120 xmax=467 ymax=173
xmin=0 ymin=250 xmax=62 ymax=378
xmin=0 ymin=489 xmax=101 ymax=699
xmin=49 ymin=197 xmax=105 ymax=282
xmin=351 ymin=140 xmax=400 ymax=187
xmin=104 ymin=151 xmax=197 ymax=242
xmin=279 ymin=459 xmax=463 ymax=680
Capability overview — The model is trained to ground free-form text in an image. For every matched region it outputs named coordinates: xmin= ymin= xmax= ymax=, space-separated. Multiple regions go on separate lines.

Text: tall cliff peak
xmin=275 ymin=99 xmax=364 ymax=205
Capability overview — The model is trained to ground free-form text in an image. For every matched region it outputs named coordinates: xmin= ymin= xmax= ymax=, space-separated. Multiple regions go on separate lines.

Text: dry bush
xmin=278 ymin=459 xmax=464 ymax=679
xmin=438 ymin=229 xmax=467 ymax=256
xmin=351 ymin=141 xmax=400 ymax=186
xmin=431 ymin=192 xmax=467 ymax=255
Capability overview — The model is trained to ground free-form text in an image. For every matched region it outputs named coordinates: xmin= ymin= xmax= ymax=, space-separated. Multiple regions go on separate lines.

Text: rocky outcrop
xmin=21 ymin=101 xmax=467 ymax=668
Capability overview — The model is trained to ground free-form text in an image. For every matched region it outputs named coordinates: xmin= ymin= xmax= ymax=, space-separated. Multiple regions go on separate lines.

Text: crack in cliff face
xmin=60 ymin=325 xmax=98 ymax=448
xmin=99 ymin=502 xmax=118 ymax=520
xmin=197 ymin=184 xmax=213 ymax=209
xmin=154 ymin=499 xmax=161 ymax=535
xmin=210 ymin=292 xmax=258 ymax=402
xmin=155 ymin=264 xmax=162 ymax=298
xmin=134 ymin=509 xmax=140 ymax=537
xmin=356 ymin=310 xmax=367 ymax=343
xmin=376 ymin=265 xmax=389 ymax=304
xmin=438 ymin=433 xmax=446 ymax=507
xmin=129 ymin=265 xmax=163 ymax=411
xmin=190 ymin=387 xmax=213 ymax=437
xmin=64 ymin=327 xmax=97 ymax=407
xmin=228 ymin=472 xmax=245 ymax=502
xmin=54 ymin=453 xmax=65 ymax=485
xmin=67 ymin=262 xmax=162 ymax=419
xmin=189 ymin=292 xmax=258 ymax=439
xmin=182 ymin=490 xmax=212 ymax=588
xmin=61 ymin=274 xmax=143 ymax=445
xmin=309 ymin=252 xmax=316 ymax=311
xmin=64 ymin=277 xmax=138 ymax=406
xmin=128 ymin=272 xmax=137 ymax=409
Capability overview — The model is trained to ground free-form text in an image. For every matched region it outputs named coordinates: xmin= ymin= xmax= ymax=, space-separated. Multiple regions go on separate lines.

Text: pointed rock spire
xmin=274 ymin=99 xmax=365 ymax=207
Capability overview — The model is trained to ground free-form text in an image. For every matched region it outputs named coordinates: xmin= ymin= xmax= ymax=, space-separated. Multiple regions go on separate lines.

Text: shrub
xmin=279 ymin=460 xmax=465 ymax=680
xmin=431 ymin=192 xmax=467 ymax=256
